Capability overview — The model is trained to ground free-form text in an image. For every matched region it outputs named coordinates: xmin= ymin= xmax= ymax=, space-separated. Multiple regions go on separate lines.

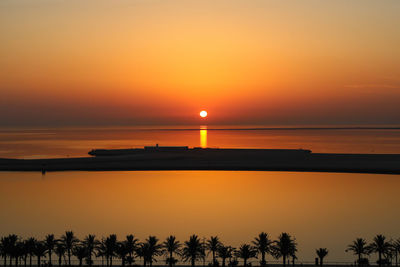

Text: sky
xmin=1 ymin=0 xmax=400 ymax=126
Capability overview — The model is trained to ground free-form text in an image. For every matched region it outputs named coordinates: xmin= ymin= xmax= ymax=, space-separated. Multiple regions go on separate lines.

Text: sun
xmin=200 ymin=110 xmax=208 ymax=118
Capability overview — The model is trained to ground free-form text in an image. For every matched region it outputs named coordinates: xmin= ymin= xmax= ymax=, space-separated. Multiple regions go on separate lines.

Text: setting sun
xmin=200 ymin=110 xmax=208 ymax=118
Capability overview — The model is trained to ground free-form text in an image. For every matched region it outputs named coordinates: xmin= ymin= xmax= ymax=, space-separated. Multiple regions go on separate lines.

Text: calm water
xmin=1 ymin=127 xmax=399 ymax=263
xmin=0 ymin=171 xmax=399 ymax=263
xmin=1 ymin=126 xmax=400 ymax=158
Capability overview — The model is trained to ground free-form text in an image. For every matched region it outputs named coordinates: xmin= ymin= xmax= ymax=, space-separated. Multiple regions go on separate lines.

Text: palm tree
xmin=83 ymin=235 xmax=98 ymax=267
xmin=55 ymin=243 xmax=66 ymax=267
xmin=346 ymin=238 xmax=370 ymax=266
xmin=316 ymin=248 xmax=328 ymax=266
xmin=125 ymin=235 xmax=138 ymax=266
xmin=61 ymin=231 xmax=79 ymax=266
xmin=369 ymin=235 xmax=392 ymax=267
xmin=145 ymin=236 xmax=162 ymax=267
xmin=34 ymin=241 xmax=47 ymax=267
xmin=16 ymin=241 xmax=26 ymax=267
xmin=252 ymin=232 xmax=272 ymax=267
xmin=136 ymin=242 xmax=150 ymax=267
xmin=6 ymin=234 xmax=18 ymax=266
xmin=45 ymin=234 xmax=57 ymax=266
xmin=116 ymin=242 xmax=129 ymax=267
xmin=1 ymin=236 xmax=9 ymax=267
xmin=235 ymin=244 xmax=256 ymax=267
xmin=271 ymin=233 xmax=297 ymax=267
xmin=96 ymin=240 xmax=107 ymax=267
xmin=393 ymin=239 xmax=400 ymax=267
xmin=21 ymin=240 xmax=30 ymax=267
xmin=163 ymin=236 xmax=181 ymax=267
xmin=207 ymin=236 xmax=221 ymax=266
xmin=25 ymin=238 xmax=36 ymax=267
xmin=72 ymin=246 xmax=87 ymax=267
xmin=181 ymin=235 xmax=205 ymax=267
xmin=217 ymin=246 xmax=234 ymax=267
xmin=105 ymin=234 xmax=118 ymax=267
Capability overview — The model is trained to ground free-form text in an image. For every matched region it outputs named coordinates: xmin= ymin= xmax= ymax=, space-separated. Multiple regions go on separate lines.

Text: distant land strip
xmin=1 ymin=148 xmax=400 ymax=174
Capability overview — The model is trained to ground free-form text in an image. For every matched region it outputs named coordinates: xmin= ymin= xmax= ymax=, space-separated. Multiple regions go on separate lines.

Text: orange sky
xmin=1 ymin=0 xmax=399 ymax=126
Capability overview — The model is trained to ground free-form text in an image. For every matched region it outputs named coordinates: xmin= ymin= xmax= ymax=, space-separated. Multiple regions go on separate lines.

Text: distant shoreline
xmin=1 ymin=148 xmax=400 ymax=174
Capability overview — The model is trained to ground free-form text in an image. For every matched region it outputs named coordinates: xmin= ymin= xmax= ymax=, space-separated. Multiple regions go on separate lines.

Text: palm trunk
xmin=48 ymin=251 xmax=52 ymax=266
xmin=222 ymin=258 xmax=226 ymax=267
xmin=191 ymin=257 xmax=195 ymax=267
xmin=169 ymin=251 xmax=173 ymax=267
xmin=3 ymin=256 xmax=6 ymax=267
xmin=68 ymin=250 xmax=71 ymax=267
xmin=110 ymin=256 xmax=112 ymax=267
xmin=29 ymin=255 xmax=32 ymax=267
xmin=106 ymin=256 xmax=109 ymax=267
xmin=283 ymin=255 xmax=286 ymax=267
xmin=261 ymin=252 xmax=266 ymax=267
xmin=319 ymin=257 xmax=323 ymax=266
xmin=243 ymin=258 xmax=247 ymax=267
xmin=37 ymin=256 xmax=41 ymax=267
xmin=24 ymin=256 xmax=27 ymax=267
xmin=379 ymin=252 xmax=382 ymax=267
xmin=79 ymin=258 xmax=82 ymax=267
xmin=58 ymin=255 xmax=62 ymax=267
xmin=212 ymin=252 xmax=215 ymax=266
xmin=9 ymin=256 xmax=12 ymax=266
xmin=15 ymin=256 xmax=18 ymax=267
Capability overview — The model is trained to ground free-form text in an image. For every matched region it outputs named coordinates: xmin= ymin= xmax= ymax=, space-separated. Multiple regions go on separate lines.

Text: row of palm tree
xmin=346 ymin=235 xmax=400 ymax=267
xmin=2 ymin=233 xmax=399 ymax=267
xmin=0 ymin=232 xmax=297 ymax=267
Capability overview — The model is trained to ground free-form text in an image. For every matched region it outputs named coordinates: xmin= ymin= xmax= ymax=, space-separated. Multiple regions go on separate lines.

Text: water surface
xmin=1 ymin=126 xmax=400 ymax=158
xmin=0 ymin=171 xmax=398 ymax=263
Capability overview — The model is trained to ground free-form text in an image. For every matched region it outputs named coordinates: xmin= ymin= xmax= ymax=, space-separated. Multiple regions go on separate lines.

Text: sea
xmin=1 ymin=126 xmax=400 ymax=264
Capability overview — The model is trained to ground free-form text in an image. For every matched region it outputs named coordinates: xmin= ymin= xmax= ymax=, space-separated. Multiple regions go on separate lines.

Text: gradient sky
xmin=1 ymin=0 xmax=400 ymax=126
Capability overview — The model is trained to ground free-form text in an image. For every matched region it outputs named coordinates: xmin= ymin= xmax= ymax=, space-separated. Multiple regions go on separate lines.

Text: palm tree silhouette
xmin=207 ymin=236 xmax=221 ymax=267
xmin=136 ymin=242 xmax=150 ymax=267
xmin=271 ymin=233 xmax=297 ymax=267
xmin=217 ymin=246 xmax=234 ymax=267
xmin=252 ymin=232 xmax=272 ymax=267
xmin=34 ymin=241 xmax=47 ymax=267
xmin=125 ymin=235 xmax=138 ymax=266
xmin=145 ymin=236 xmax=162 ymax=267
xmin=25 ymin=238 xmax=36 ymax=267
xmin=5 ymin=234 xmax=18 ymax=266
xmin=55 ymin=243 xmax=66 ymax=267
xmin=61 ymin=231 xmax=79 ymax=266
xmin=83 ymin=235 xmax=99 ymax=267
xmin=105 ymin=235 xmax=118 ymax=267
xmin=235 ymin=244 xmax=256 ymax=267
xmin=0 ymin=236 xmax=9 ymax=267
xmin=393 ymin=239 xmax=400 ymax=267
xmin=316 ymin=248 xmax=328 ymax=266
xmin=21 ymin=240 xmax=29 ymax=267
xmin=72 ymin=246 xmax=87 ymax=267
xmin=346 ymin=238 xmax=370 ymax=266
xmin=45 ymin=234 xmax=57 ymax=266
xmin=181 ymin=235 xmax=205 ymax=267
xmin=116 ymin=242 xmax=129 ymax=267
xmin=369 ymin=235 xmax=392 ymax=267
xmin=96 ymin=239 xmax=107 ymax=267
xmin=163 ymin=235 xmax=181 ymax=267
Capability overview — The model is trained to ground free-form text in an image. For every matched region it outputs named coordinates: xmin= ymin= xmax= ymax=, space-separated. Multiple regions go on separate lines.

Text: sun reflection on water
xmin=200 ymin=126 xmax=207 ymax=148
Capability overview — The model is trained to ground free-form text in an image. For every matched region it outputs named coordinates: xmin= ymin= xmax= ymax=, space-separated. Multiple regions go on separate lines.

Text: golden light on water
xmin=200 ymin=127 xmax=207 ymax=148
